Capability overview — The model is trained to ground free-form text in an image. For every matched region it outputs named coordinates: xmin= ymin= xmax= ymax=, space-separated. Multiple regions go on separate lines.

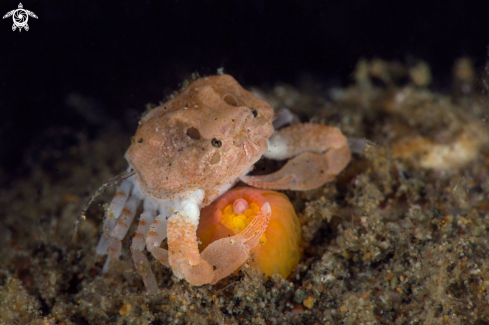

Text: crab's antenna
xmin=68 ymin=170 xmax=136 ymax=249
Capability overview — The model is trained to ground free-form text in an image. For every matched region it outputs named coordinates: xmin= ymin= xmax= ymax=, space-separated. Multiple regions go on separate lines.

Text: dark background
xmin=1 ymin=0 xmax=488 ymax=180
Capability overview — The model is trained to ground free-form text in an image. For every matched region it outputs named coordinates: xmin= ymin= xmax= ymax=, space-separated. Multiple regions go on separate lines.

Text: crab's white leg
xmin=131 ymin=201 xmax=158 ymax=252
xmin=96 ymin=179 xmax=133 ymax=255
xmin=109 ymin=179 xmax=133 ymax=219
xmin=102 ymin=196 xmax=140 ymax=273
xmin=110 ymin=196 xmax=140 ymax=239
xmin=145 ymin=213 xmax=171 ymax=268
xmin=96 ymin=217 xmax=118 ymax=255
xmin=130 ymin=202 xmax=159 ymax=293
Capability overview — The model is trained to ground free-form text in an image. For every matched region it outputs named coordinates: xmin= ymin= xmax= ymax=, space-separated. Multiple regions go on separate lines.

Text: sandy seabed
xmin=1 ymin=59 xmax=489 ymax=325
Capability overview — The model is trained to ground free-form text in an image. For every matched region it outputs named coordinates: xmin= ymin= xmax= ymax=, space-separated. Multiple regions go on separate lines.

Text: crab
xmin=96 ymin=74 xmax=351 ymax=292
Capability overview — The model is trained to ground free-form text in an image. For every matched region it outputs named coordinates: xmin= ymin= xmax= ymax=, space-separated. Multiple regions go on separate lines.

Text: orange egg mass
xmin=197 ymin=187 xmax=302 ymax=279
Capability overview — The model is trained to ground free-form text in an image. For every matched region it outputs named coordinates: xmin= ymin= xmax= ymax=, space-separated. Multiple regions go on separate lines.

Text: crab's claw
xmin=200 ymin=202 xmax=271 ymax=284
xmin=166 ymin=203 xmax=271 ymax=285
xmin=240 ymin=123 xmax=351 ymax=190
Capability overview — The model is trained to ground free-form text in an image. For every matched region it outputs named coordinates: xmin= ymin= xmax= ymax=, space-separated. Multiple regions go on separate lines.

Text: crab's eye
xmin=249 ymin=107 xmax=258 ymax=118
xmin=186 ymin=127 xmax=201 ymax=140
xmin=211 ymin=138 xmax=222 ymax=148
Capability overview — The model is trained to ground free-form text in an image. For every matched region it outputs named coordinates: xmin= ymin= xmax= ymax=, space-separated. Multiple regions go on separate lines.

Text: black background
xmin=1 ymin=0 xmax=488 ymax=179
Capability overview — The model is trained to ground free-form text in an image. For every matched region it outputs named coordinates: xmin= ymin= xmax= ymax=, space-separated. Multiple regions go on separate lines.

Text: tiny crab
xmin=95 ymin=75 xmax=351 ymax=292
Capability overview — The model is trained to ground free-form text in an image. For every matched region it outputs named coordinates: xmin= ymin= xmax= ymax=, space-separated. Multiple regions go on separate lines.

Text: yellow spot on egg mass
xmin=221 ymin=202 xmax=267 ymax=244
